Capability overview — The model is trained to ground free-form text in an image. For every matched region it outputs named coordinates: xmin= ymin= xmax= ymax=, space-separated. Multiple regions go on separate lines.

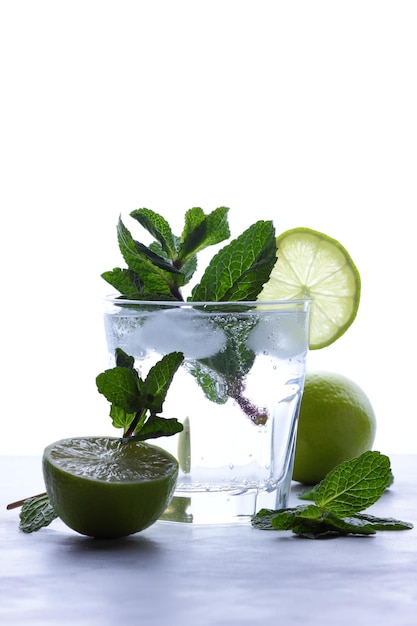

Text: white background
xmin=1 ymin=1 xmax=416 ymax=455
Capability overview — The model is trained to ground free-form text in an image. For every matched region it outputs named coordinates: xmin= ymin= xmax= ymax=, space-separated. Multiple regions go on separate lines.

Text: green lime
xmin=42 ymin=437 xmax=178 ymax=538
xmin=258 ymin=227 xmax=361 ymax=349
xmin=293 ymin=372 xmax=376 ymax=484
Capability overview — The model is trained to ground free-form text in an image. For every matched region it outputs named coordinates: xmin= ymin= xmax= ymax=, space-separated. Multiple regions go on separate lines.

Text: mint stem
xmin=227 ymin=378 xmax=268 ymax=426
xmin=7 ymin=492 xmax=48 ymax=510
xmin=170 ymin=283 xmax=184 ymax=301
xmin=124 ymin=408 xmax=148 ymax=438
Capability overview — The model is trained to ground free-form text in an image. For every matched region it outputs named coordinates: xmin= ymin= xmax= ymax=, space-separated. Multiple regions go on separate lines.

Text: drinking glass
xmin=103 ymin=297 xmax=310 ymax=524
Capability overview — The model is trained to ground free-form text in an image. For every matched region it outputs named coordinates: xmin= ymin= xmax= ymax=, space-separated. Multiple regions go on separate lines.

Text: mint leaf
xmin=142 ymin=351 xmax=184 ymax=414
xmin=130 ymin=208 xmax=177 ymax=258
xmin=178 ymin=206 xmax=230 ymax=262
xmin=96 ymin=350 xmax=184 ymax=441
xmin=311 ymin=451 xmax=392 ymax=516
xmin=96 ymin=366 xmax=143 ymax=414
xmin=109 ymin=404 xmax=136 ymax=430
xmin=19 ymin=494 xmax=58 ymax=533
xmin=115 ymin=347 xmax=135 ymax=369
xmin=190 ymin=220 xmax=276 ymax=302
xmin=101 ymin=268 xmax=144 ymax=299
xmin=352 ymin=513 xmax=414 ymax=531
xmin=193 ymin=315 xmax=269 ymax=424
xmin=127 ymin=414 xmax=183 ymax=442
xmin=251 ymin=506 xmax=377 ymax=537
xmin=187 ymin=361 xmax=229 ymax=404
xmin=252 ymin=452 xmax=413 ymax=539
xmin=116 ymin=217 xmax=177 ymax=296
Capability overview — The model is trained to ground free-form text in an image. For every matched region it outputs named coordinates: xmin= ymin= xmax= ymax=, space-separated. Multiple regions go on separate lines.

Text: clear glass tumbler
xmin=103 ymin=298 xmax=310 ymax=524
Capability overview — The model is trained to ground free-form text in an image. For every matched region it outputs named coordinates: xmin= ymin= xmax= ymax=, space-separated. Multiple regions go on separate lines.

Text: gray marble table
xmin=1 ymin=454 xmax=416 ymax=626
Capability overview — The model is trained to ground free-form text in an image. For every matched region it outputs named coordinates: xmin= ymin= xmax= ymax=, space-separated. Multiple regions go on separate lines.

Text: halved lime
xmin=43 ymin=437 xmax=178 ymax=538
xmin=258 ymin=227 xmax=361 ymax=349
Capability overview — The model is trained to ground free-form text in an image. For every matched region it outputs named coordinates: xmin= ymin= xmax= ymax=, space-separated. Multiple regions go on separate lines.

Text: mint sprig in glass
xmin=103 ymin=206 xmax=277 ymax=303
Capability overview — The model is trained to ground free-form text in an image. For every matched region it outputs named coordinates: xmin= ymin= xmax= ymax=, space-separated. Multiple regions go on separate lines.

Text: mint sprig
xmin=191 ymin=219 xmax=277 ymax=302
xmin=96 ymin=348 xmax=184 ymax=440
xmin=102 ymin=206 xmax=233 ymax=301
xmin=18 ymin=494 xmax=58 ymax=533
xmin=102 ymin=207 xmax=277 ymax=423
xmin=12 ymin=349 xmax=184 ymax=533
xmin=101 ymin=206 xmax=277 ymax=304
xmin=252 ymin=451 xmax=413 ymax=538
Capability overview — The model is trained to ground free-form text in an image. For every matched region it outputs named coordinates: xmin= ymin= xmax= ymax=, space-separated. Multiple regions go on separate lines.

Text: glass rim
xmin=103 ymin=294 xmax=311 ymax=307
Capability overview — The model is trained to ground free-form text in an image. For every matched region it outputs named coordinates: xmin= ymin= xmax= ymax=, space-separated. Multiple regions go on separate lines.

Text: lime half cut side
xmin=43 ymin=437 xmax=178 ymax=538
xmin=258 ymin=227 xmax=361 ymax=349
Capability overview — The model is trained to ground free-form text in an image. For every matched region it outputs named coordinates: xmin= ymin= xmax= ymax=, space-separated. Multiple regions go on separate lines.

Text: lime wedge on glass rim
xmin=257 ymin=227 xmax=361 ymax=349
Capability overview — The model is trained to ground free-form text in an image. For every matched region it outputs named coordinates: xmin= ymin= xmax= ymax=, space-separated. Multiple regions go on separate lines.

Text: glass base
xmin=160 ymin=481 xmax=291 ymax=524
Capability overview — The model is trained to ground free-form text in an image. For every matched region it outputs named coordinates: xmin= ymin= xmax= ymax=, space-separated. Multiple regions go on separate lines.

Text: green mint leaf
xmin=251 ymin=507 xmax=301 ymax=530
xmin=127 ymin=413 xmax=183 ymax=441
xmin=190 ymin=220 xmax=276 ymax=302
xmin=150 ymin=239 xmax=198 ymax=286
xmin=142 ymin=351 xmax=184 ymax=413
xmin=130 ymin=208 xmax=177 ymax=258
xmin=187 ymin=361 xmax=229 ymax=404
xmin=352 ymin=512 xmax=413 ymax=531
xmin=96 ymin=366 xmax=143 ymax=414
xmin=253 ymin=506 xmax=413 ymax=539
xmin=250 ymin=508 xmax=279 ymax=530
xmin=19 ymin=494 xmax=58 ymax=533
xmin=199 ymin=315 xmax=257 ymax=381
xmin=115 ymin=348 xmax=135 ymax=369
xmin=194 ymin=316 xmax=269 ymax=423
xmin=178 ymin=206 xmax=230 ymax=262
xmin=134 ymin=240 xmax=183 ymax=276
xmin=252 ymin=452 xmax=413 ymax=539
xmin=101 ymin=268 xmax=144 ymax=299
xmin=268 ymin=507 xmax=377 ymax=538
xmin=311 ymin=451 xmax=392 ymax=516
xmin=117 ymin=217 xmax=177 ymax=296
xmin=96 ymin=351 xmax=185 ymax=441
xmin=298 ymin=466 xmax=395 ymax=502
xmin=294 ymin=510 xmax=413 ymax=538
xmin=297 ymin=485 xmax=321 ymax=501
xmin=314 ymin=511 xmax=377 ymax=536
xmin=109 ymin=404 xmax=136 ymax=430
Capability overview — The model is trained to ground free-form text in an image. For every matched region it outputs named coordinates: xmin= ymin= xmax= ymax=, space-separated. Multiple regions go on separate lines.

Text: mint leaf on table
xmin=19 ymin=494 xmax=58 ymax=533
xmin=349 ymin=512 xmax=413 ymax=531
xmin=252 ymin=451 xmax=413 ymax=538
xmin=308 ymin=451 xmax=392 ymax=516
xmin=96 ymin=350 xmax=184 ymax=440
xmin=190 ymin=220 xmax=277 ymax=302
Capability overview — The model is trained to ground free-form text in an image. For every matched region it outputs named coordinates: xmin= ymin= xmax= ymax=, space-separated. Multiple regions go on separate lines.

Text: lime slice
xmin=43 ymin=437 xmax=178 ymax=538
xmin=258 ymin=227 xmax=361 ymax=349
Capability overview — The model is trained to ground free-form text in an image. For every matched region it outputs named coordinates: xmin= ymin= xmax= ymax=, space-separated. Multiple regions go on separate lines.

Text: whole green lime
xmin=43 ymin=437 xmax=178 ymax=538
xmin=293 ymin=372 xmax=376 ymax=484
